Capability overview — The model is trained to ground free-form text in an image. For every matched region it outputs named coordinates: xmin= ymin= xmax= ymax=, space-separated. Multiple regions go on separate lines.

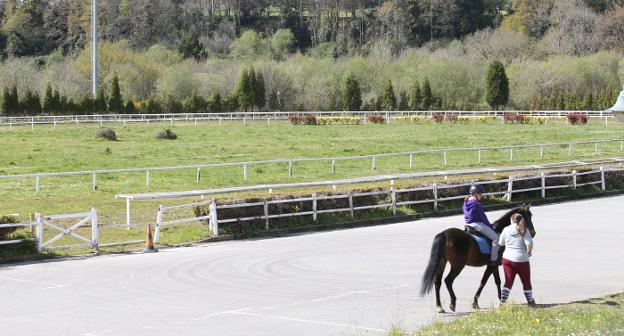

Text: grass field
xmin=393 ymin=293 xmax=624 ymax=336
xmin=1 ymin=119 xmax=624 ymax=251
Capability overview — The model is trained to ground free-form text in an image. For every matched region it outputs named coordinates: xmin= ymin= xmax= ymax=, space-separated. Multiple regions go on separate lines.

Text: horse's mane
xmin=492 ymin=204 xmax=528 ymax=233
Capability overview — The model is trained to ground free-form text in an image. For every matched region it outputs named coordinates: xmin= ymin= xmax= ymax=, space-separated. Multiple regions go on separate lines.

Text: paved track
xmin=2 ymin=196 xmax=624 ymax=336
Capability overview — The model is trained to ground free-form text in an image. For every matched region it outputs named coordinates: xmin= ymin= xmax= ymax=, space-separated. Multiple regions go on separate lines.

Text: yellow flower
xmin=534 ymin=318 xmax=541 ymax=323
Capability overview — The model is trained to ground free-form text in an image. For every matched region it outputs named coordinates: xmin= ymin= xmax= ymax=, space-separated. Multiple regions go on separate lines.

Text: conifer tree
xmin=43 ymin=84 xmax=54 ymax=114
xmin=409 ymin=83 xmax=422 ymax=111
xmin=78 ymin=94 xmax=94 ymax=114
xmin=93 ymin=87 xmax=107 ymax=113
xmin=380 ymin=80 xmax=397 ymax=111
xmin=253 ymin=72 xmax=266 ymax=111
xmin=485 ymin=60 xmax=509 ymax=109
xmin=125 ymin=100 xmax=136 ymax=114
xmin=1 ymin=86 xmax=11 ymax=116
xmin=583 ymin=91 xmax=593 ymax=110
xmin=108 ymin=75 xmax=124 ymax=113
xmin=208 ymin=92 xmax=223 ymax=113
xmin=421 ymin=78 xmax=433 ymax=110
xmin=343 ymin=73 xmax=362 ymax=111
xmin=398 ymin=91 xmax=409 ymax=111
xmin=236 ymin=68 xmax=253 ymax=111
xmin=9 ymin=85 xmax=19 ymax=115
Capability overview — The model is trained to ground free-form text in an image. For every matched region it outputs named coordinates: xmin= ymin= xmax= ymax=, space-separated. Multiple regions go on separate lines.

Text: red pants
xmin=502 ymin=258 xmax=532 ymax=290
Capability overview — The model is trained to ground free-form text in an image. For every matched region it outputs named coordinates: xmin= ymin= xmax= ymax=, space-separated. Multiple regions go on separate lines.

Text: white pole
xmin=91 ymin=208 xmax=99 ymax=252
xmin=126 ymin=198 xmax=131 ymax=230
xmin=92 ymin=173 xmax=97 ymax=190
xmin=36 ymin=213 xmax=43 ymax=253
xmin=154 ymin=205 xmax=163 ymax=244
xmin=92 ymin=0 xmax=98 ymax=98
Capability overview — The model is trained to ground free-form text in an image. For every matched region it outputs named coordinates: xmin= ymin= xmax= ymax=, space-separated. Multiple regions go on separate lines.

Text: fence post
xmin=209 ymin=200 xmax=219 ymax=237
xmin=196 ymin=168 xmax=201 ymax=184
xmin=372 ymin=156 xmax=376 ymax=171
xmin=146 ymin=170 xmax=151 ymax=188
xmin=572 ymin=170 xmax=577 ymax=189
xmin=126 ymin=198 xmax=132 ymax=230
xmin=433 ymin=183 xmax=439 ymax=211
xmin=92 ymin=173 xmax=97 ymax=190
xmin=312 ymin=193 xmax=318 ymax=222
xmin=36 ymin=213 xmax=43 ymax=253
xmin=91 ymin=208 xmax=99 ymax=252
xmin=568 ymin=144 xmax=572 ymax=157
xmin=478 ymin=150 xmax=482 ymax=163
xmin=243 ymin=164 xmax=248 ymax=182
xmin=600 ymin=166 xmax=606 ymax=191
xmin=506 ymin=176 xmax=514 ymax=202
xmin=288 ymin=161 xmax=293 ymax=177
xmin=541 ymin=172 xmax=546 ymax=198
xmin=349 ymin=192 xmax=354 ymax=218
xmin=35 ymin=175 xmax=40 ymax=193
xmin=409 ymin=153 xmax=413 ymax=169
xmin=540 ymin=145 xmax=544 ymax=159
xmin=331 ymin=160 xmax=336 ymax=174
xmin=264 ymin=200 xmax=269 ymax=230
xmin=443 ymin=151 xmax=448 ymax=165
xmin=390 ymin=180 xmax=397 ymax=216
xmin=510 ymin=148 xmax=514 ymax=161
xmin=154 ymin=205 xmax=163 ymax=244
xmin=621 ymin=141 xmax=623 ymax=151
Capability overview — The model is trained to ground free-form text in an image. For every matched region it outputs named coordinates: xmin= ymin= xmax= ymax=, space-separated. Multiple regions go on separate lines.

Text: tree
xmin=93 ymin=87 xmax=108 ymax=113
xmin=43 ymin=84 xmax=55 ymax=114
xmin=108 ymin=75 xmax=124 ymax=113
xmin=343 ymin=73 xmax=362 ymax=111
xmin=1 ymin=86 xmax=12 ymax=116
xmin=208 ymin=92 xmax=222 ymax=113
xmin=583 ymin=91 xmax=594 ymax=110
xmin=125 ymin=100 xmax=137 ymax=114
xmin=409 ymin=83 xmax=422 ymax=111
xmin=178 ymin=32 xmax=207 ymax=60
xmin=183 ymin=92 xmax=207 ymax=113
xmin=253 ymin=71 xmax=266 ymax=110
xmin=22 ymin=88 xmax=41 ymax=115
xmin=1 ymin=0 xmax=53 ymax=56
xmin=270 ymin=28 xmax=296 ymax=60
xmin=236 ymin=68 xmax=253 ymax=111
xmin=78 ymin=94 xmax=94 ymax=115
xmin=421 ymin=78 xmax=434 ymax=110
xmin=380 ymin=80 xmax=397 ymax=111
xmin=485 ymin=60 xmax=509 ymax=109
xmin=398 ymin=91 xmax=409 ymax=111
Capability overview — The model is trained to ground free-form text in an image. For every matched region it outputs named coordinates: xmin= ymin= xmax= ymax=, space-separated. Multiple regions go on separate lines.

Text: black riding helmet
xmin=469 ymin=184 xmax=486 ymax=195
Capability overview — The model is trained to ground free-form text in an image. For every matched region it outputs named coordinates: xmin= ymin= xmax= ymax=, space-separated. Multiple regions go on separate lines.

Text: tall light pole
xmin=92 ymin=0 xmax=98 ymax=98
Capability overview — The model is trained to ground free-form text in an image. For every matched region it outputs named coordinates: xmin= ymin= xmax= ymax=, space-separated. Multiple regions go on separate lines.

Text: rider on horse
xmin=463 ymin=184 xmax=499 ymax=266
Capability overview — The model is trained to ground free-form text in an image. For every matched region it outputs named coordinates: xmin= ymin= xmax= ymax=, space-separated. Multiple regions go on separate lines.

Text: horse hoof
xmin=449 ymin=303 xmax=456 ymax=312
xmin=472 ymin=302 xmax=480 ymax=310
xmin=437 ymin=307 xmax=446 ymax=314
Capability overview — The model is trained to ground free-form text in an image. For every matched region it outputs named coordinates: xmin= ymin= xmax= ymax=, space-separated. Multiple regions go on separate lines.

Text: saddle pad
xmin=470 ymin=234 xmax=491 ymax=254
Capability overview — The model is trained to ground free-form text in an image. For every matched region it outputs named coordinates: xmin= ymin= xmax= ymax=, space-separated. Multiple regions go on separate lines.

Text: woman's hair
xmin=511 ymin=213 xmax=524 ymax=224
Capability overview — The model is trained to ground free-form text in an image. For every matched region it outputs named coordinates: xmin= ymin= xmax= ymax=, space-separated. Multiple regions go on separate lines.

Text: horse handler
xmin=499 ymin=213 xmax=536 ymax=307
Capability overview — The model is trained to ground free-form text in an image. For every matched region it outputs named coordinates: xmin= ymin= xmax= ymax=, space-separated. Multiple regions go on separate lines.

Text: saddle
xmin=465 ymin=226 xmax=492 ymax=254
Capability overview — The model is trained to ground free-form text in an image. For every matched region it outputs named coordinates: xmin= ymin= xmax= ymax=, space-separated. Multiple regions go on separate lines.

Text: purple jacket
xmin=463 ymin=198 xmax=492 ymax=229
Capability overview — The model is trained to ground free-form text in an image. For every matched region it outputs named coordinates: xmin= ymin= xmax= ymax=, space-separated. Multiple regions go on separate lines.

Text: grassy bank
xmin=1 ymin=119 xmax=624 ymax=255
xmin=394 ymin=293 xmax=624 ymax=336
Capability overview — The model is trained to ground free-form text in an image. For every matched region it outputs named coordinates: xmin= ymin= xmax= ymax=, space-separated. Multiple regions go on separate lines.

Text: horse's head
xmin=494 ymin=203 xmax=536 ymax=238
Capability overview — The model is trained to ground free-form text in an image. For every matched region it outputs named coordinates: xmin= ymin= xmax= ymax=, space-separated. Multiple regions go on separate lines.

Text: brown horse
xmin=420 ymin=204 xmax=536 ymax=313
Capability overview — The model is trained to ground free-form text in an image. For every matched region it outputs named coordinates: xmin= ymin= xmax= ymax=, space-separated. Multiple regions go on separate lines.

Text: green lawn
xmin=398 ymin=293 xmax=624 ymax=336
xmin=1 ymin=119 xmax=623 ymax=251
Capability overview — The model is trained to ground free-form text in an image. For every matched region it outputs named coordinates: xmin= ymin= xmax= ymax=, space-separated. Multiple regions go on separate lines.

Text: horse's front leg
xmin=492 ymin=265 xmax=502 ymax=301
xmin=473 ymin=266 xmax=493 ymax=310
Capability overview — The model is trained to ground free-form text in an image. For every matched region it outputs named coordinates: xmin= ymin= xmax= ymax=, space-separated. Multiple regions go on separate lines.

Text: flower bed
xmin=316 ymin=117 xmax=361 ymax=125
xmin=288 ymin=115 xmax=317 ymax=125
xmin=393 ymin=116 xmax=431 ymax=124
xmin=367 ymin=115 xmax=386 ymax=124
xmin=504 ymin=114 xmax=530 ymax=124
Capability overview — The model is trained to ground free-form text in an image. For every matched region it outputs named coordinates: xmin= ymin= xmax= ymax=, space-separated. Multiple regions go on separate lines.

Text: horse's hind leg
xmin=444 ymin=264 xmax=465 ymax=312
xmin=434 ymin=264 xmax=445 ymax=313
xmin=473 ymin=267 xmax=493 ymax=310
xmin=492 ymin=266 xmax=502 ymax=301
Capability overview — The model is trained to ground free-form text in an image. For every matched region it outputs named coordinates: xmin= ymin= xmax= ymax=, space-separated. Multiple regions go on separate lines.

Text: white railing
xmin=0 ymin=209 xmax=99 ymax=252
xmin=4 ymin=138 xmax=624 ymax=193
xmin=0 ymin=110 xmax=614 ymax=129
xmin=149 ymin=166 xmax=613 ymax=239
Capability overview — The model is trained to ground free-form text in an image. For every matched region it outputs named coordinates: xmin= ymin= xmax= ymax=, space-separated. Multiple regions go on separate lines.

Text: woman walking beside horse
xmin=420 ymin=184 xmax=537 ymax=313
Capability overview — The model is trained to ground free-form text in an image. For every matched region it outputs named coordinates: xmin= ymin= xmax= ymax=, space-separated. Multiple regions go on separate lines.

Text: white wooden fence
xmin=3 ymin=138 xmax=623 ymax=193
xmin=144 ymin=162 xmax=618 ymax=241
xmin=0 ymin=209 xmax=99 ymax=252
xmin=0 ymin=110 xmax=615 ymax=129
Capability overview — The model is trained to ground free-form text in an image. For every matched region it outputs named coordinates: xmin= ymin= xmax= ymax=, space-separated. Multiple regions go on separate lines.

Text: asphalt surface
xmin=2 ymin=196 xmax=623 ymax=336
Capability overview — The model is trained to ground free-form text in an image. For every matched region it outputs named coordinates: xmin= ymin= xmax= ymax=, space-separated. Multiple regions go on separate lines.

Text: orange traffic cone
xmin=143 ymin=224 xmax=157 ymax=253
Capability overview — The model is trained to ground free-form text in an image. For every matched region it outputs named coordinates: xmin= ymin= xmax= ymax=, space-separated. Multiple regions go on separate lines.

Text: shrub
xmin=431 ymin=113 xmax=445 ymax=123
xmin=528 ymin=116 xmax=547 ymax=125
xmin=156 ymin=129 xmax=178 ymax=140
xmin=288 ymin=115 xmax=317 ymax=125
xmin=0 ymin=215 xmax=18 ymax=239
xmin=445 ymin=114 xmax=459 ymax=123
xmin=395 ymin=116 xmax=430 ymax=124
xmin=368 ymin=115 xmax=386 ymax=124
xmin=504 ymin=114 xmax=529 ymax=124
xmin=567 ymin=113 xmax=588 ymax=125
xmin=96 ymin=128 xmax=117 ymax=141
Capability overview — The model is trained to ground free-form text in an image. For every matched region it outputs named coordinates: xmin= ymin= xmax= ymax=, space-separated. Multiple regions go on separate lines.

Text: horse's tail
xmin=420 ymin=232 xmax=446 ymax=296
